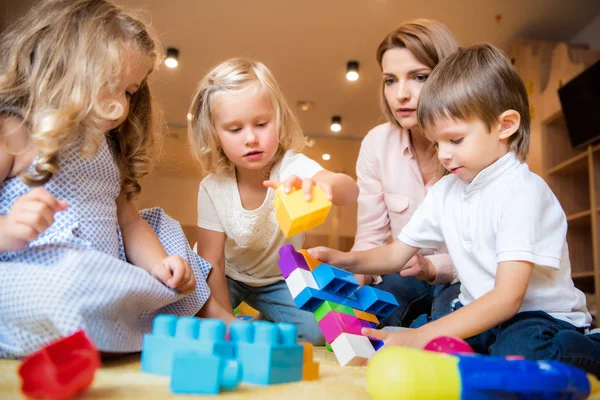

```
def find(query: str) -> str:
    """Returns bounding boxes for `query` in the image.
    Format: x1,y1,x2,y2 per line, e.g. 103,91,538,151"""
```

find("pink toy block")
278,244,310,279
317,311,364,344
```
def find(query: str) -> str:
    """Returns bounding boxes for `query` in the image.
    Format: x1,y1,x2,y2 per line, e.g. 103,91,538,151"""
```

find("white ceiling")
2,0,600,176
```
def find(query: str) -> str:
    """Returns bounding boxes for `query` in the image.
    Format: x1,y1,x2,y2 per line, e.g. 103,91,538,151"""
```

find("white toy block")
285,268,319,298
331,333,375,366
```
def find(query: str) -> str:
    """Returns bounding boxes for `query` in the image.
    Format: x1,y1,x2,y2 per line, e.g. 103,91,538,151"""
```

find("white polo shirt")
399,152,591,327
198,151,323,286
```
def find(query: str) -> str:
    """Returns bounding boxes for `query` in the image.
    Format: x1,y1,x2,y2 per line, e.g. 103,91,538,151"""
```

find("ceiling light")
165,47,180,68
330,115,342,133
346,61,359,81
322,154,331,161
297,100,315,111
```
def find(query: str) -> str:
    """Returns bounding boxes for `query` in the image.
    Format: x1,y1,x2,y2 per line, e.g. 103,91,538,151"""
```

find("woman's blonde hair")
376,19,459,128
0,0,163,199
188,58,308,175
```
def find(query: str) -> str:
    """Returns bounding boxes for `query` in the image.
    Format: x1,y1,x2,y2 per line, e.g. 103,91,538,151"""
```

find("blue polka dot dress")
0,136,211,358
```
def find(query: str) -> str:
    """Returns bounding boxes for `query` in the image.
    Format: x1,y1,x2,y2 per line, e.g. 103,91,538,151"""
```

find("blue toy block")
293,287,363,312
354,286,399,318
230,321,303,385
312,263,360,297
141,315,234,376
170,352,240,395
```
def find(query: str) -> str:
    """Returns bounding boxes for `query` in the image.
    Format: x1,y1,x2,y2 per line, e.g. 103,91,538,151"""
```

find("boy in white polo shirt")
309,43,600,376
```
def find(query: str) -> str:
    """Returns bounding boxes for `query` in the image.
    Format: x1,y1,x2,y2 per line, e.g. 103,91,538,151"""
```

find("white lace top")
197,151,323,286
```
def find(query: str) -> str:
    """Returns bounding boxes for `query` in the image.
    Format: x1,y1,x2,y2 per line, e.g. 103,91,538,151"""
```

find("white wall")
571,13,600,50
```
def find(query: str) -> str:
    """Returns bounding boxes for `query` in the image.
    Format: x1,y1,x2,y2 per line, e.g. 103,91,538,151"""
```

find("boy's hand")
264,175,333,201
362,327,425,349
400,253,436,281
151,255,197,294
0,187,68,252
307,246,358,272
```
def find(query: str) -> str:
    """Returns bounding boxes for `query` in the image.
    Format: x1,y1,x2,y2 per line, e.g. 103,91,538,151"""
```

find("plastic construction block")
141,315,234,376
318,311,364,344
312,263,360,297
298,249,322,270
354,285,399,318
331,333,376,367
293,287,363,312
229,321,303,385
19,330,100,400
170,352,240,395
314,300,355,322
273,186,332,238
278,244,310,279
299,342,320,381
285,267,319,298
352,309,380,326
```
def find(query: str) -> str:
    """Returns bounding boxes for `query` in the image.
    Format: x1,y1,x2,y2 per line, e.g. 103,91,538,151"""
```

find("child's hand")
151,255,197,294
0,187,68,252
264,175,333,201
362,327,424,349
308,246,357,272
400,253,436,281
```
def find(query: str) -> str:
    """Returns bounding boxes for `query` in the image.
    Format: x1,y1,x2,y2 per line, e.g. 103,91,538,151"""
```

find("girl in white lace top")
187,58,358,344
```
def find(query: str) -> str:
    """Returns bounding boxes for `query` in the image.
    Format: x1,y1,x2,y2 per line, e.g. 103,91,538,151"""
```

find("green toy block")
325,343,333,352
313,301,355,322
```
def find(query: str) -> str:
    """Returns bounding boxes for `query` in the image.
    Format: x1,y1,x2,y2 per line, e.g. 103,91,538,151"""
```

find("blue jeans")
227,277,325,345
450,302,600,377
374,273,460,328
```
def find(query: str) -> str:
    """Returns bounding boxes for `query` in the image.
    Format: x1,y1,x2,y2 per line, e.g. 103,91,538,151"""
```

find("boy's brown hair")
418,43,530,161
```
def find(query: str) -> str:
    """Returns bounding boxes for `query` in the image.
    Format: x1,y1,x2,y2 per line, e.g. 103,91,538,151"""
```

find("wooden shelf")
546,152,588,176
572,271,595,279
567,210,592,227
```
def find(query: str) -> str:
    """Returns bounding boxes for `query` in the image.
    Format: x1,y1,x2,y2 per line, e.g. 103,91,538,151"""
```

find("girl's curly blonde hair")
188,58,309,175
0,0,163,199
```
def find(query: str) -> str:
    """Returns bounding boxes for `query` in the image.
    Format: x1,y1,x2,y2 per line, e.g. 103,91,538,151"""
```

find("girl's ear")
497,109,521,140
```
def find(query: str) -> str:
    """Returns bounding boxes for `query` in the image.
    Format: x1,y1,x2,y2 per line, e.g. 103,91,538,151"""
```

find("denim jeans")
227,277,325,345
374,273,461,328
450,302,600,378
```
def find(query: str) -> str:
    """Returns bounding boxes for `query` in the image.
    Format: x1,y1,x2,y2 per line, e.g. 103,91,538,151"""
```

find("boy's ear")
497,110,521,140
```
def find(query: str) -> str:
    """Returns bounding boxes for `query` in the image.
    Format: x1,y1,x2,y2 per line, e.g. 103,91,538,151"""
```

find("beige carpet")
0,347,370,400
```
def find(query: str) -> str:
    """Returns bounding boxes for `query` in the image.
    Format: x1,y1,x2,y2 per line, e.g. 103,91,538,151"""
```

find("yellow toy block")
298,249,322,270
299,341,320,380
352,309,379,326
273,186,332,238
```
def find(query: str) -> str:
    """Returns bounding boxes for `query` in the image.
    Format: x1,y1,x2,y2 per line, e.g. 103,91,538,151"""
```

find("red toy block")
317,311,364,344
19,330,101,400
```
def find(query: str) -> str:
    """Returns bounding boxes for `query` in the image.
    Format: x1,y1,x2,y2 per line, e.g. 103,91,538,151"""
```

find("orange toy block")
298,249,322,270
273,186,332,238
352,309,379,326
299,342,320,381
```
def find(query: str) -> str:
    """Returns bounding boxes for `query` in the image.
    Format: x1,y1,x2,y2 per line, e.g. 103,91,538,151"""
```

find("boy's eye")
125,91,133,99
450,138,463,144
432,142,439,148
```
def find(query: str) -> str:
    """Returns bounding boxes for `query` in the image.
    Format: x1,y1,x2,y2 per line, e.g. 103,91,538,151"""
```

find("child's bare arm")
308,239,420,275
365,260,534,347
196,227,235,316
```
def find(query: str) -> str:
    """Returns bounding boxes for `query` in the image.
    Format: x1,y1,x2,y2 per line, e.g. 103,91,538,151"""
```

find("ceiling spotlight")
322,153,331,161
330,115,342,133
346,61,359,81
297,100,315,111
165,47,180,68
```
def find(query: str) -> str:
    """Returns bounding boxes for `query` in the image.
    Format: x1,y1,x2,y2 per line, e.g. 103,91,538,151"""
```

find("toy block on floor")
352,309,380,326
298,249,321,270
331,333,376,366
278,244,310,278
314,300,355,322
299,342,320,380
141,315,234,376
354,285,399,318
273,186,332,238
312,263,360,297
318,311,364,344
285,267,319,298
18,331,100,400
229,321,303,385
170,352,240,395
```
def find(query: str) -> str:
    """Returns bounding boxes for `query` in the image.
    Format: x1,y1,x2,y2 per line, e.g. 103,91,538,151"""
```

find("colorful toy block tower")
278,244,398,366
